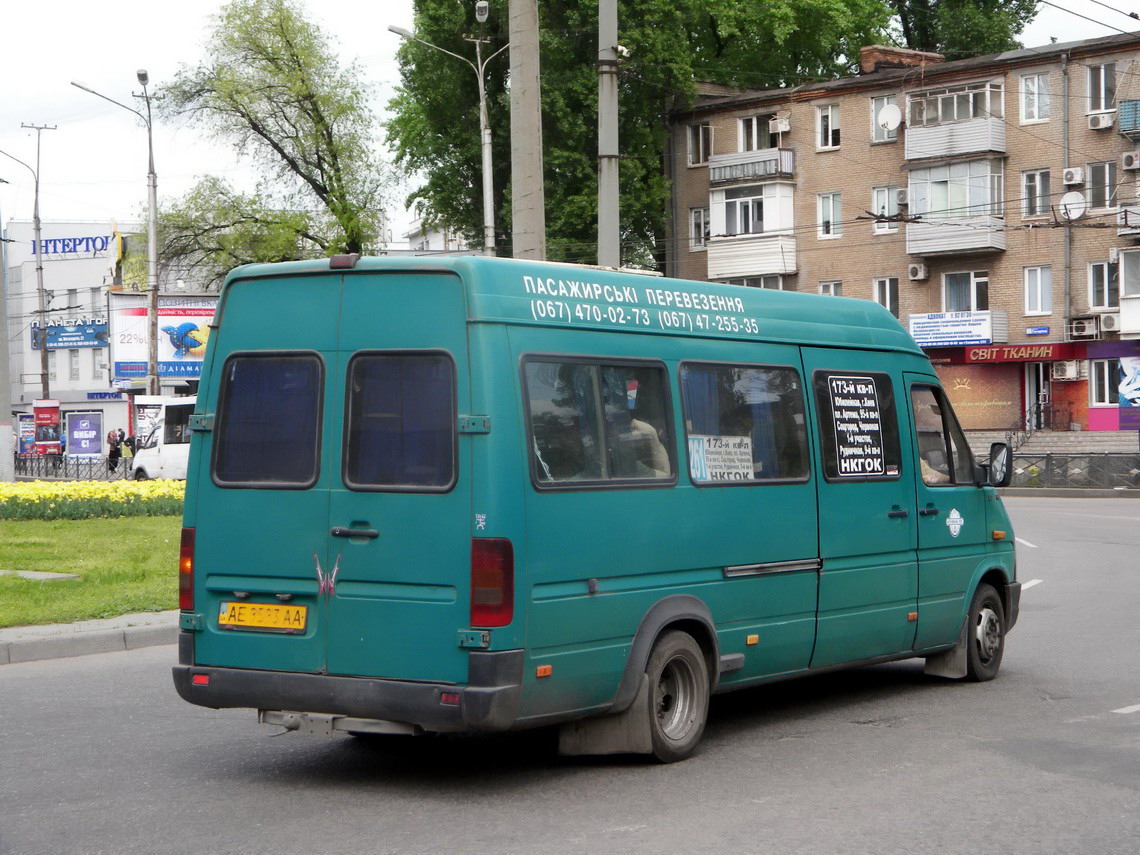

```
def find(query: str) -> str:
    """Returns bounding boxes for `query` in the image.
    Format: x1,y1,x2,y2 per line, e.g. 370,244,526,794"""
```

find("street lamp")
389,24,506,255
72,72,160,395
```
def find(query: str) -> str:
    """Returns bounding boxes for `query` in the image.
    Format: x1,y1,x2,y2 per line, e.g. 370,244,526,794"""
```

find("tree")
387,0,891,268
159,0,389,288
888,0,1038,58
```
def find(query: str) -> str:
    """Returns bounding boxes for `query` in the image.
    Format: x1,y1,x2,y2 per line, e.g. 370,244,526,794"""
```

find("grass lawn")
0,516,182,627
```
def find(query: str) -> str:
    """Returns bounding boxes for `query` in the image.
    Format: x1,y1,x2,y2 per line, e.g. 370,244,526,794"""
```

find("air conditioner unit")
1100,312,1122,333
1052,360,1080,381
1123,151,1140,171
895,188,909,207
907,262,929,281
1088,113,1115,130
1071,318,1099,338
1062,167,1085,185
768,117,790,135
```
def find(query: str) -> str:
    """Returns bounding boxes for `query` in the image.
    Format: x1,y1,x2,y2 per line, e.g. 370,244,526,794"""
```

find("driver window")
911,385,974,485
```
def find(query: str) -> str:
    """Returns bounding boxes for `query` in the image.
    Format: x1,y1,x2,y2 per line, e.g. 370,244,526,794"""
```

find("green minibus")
173,254,1019,762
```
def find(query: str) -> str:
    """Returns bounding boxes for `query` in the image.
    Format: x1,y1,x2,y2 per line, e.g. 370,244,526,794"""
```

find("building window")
688,122,711,165
817,104,840,149
726,275,785,290
908,81,1003,127
1022,169,1051,217
871,95,898,142
818,192,842,238
68,349,81,382
1091,359,1124,406
89,287,102,315
1087,161,1117,209
739,114,773,152
1088,62,1116,112
944,271,989,312
47,351,57,382
819,281,843,296
1089,261,1119,309
690,207,710,249
873,276,899,318
1020,73,1050,122
910,159,1003,219
872,186,899,233
724,186,765,236
1024,266,1052,315
93,347,108,380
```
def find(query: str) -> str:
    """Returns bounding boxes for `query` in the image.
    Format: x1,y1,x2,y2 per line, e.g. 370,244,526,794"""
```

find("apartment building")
666,33,1140,433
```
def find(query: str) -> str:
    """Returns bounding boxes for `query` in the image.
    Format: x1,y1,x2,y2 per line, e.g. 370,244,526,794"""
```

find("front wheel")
966,583,1006,682
134,469,149,480
645,630,709,763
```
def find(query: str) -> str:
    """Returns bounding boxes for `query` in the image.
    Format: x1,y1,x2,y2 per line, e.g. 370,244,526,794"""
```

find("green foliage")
387,0,891,268
888,0,1037,57
159,0,390,285
0,517,181,627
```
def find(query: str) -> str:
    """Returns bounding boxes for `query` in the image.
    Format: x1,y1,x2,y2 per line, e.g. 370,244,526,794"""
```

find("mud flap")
558,673,653,756
923,618,969,679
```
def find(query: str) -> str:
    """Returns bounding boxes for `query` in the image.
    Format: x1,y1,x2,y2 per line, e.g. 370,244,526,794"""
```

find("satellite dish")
877,103,902,131
1060,191,1087,220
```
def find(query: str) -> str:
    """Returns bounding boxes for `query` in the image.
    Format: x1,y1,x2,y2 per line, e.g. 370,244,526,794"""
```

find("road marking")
1022,579,1043,591
1015,537,1037,548
1112,703,1140,715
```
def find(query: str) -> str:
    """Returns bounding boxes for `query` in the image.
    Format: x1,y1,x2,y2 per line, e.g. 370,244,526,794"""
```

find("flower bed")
0,480,185,520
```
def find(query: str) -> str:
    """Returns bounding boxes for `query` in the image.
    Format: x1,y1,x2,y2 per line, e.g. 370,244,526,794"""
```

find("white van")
131,396,195,480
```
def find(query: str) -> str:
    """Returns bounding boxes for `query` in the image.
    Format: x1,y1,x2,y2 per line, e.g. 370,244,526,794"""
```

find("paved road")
1,498,1137,855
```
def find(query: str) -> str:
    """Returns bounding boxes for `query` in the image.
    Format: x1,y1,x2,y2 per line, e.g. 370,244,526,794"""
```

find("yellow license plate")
218,601,307,633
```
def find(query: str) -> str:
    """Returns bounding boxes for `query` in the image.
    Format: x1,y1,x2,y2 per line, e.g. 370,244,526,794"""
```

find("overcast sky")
0,0,1134,249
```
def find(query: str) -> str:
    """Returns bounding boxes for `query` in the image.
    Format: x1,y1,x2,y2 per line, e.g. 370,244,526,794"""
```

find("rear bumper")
172,636,523,733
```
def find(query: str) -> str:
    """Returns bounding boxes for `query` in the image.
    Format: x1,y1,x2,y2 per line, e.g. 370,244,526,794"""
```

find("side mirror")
986,442,1012,488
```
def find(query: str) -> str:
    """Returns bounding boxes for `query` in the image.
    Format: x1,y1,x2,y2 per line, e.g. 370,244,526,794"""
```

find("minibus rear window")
525,359,674,487
213,353,323,488
344,352,456,491
680,363,810,484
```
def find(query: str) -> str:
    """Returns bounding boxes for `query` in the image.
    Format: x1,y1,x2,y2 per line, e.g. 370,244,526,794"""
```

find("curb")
0,611,178,666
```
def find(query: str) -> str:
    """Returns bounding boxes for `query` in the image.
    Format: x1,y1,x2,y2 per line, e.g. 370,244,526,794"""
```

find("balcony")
706,233,797,280
708,149,794,186
1120,100,1140,140
906,216,1005,256
904,117,1005,161
1118,205,1140,237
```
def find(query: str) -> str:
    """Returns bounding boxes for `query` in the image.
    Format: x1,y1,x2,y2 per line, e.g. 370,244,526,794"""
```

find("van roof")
223,255,923,355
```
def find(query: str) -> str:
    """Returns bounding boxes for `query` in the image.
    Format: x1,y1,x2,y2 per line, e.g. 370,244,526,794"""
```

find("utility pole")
0,178,14,480
597,0,620,268
508,0,546,259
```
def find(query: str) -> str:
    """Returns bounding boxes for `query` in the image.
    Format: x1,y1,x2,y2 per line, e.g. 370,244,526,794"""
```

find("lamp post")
389,24,506,255
0,143,50,399
72,71,160,395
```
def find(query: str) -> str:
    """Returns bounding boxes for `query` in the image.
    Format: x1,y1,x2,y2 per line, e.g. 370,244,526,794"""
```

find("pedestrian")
107,428,122,472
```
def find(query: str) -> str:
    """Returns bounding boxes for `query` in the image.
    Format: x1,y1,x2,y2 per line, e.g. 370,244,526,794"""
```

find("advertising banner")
30,317,110,350
909,312,997,347
33,399,62,455
65,411,104,458
17,414,36,454
1120,356,1140,430
109,293,216,380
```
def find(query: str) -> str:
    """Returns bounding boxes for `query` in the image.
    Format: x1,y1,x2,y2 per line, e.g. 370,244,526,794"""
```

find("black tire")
965,583,1005,682
645,630,709,762
134,469,149,480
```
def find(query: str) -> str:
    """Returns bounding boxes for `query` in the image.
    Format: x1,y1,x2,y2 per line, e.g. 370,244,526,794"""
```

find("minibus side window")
213,353,322,488
524,359,674,486
680,363,809,484
344,352,456,491
813,371,902,481
911,385,976,485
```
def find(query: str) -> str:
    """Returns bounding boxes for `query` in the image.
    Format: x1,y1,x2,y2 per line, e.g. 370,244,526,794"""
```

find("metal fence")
13,454,133,481
1011,453,1140,489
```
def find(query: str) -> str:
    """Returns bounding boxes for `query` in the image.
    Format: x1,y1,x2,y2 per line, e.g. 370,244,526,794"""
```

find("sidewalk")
0,610,178,665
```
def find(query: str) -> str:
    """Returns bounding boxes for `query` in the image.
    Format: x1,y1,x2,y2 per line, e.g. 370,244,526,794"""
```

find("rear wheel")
645,630,709,762
965,583,1005,682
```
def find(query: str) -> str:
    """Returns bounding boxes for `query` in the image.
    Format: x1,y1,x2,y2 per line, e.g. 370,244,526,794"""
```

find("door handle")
887,508,909,519
919,507,940,517
331,527,379,539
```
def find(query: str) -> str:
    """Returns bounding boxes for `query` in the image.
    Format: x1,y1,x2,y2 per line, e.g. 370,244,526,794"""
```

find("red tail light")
471,538,513,627
179,527,195,611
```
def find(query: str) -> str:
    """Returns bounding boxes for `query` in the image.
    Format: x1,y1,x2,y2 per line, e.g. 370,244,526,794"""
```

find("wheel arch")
610,595,719,715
